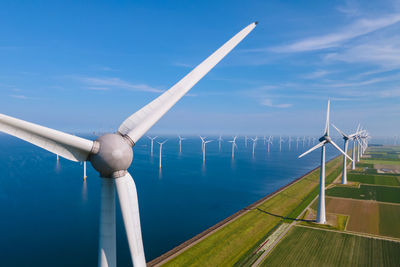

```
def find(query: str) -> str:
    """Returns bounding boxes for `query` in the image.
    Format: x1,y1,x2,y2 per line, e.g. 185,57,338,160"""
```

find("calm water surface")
0,134,342,266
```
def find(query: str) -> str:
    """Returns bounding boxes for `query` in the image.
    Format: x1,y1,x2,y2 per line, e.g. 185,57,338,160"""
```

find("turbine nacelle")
90,133,133,178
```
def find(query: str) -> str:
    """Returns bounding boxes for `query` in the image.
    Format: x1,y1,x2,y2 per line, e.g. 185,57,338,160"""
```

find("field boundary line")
326,196,400,206
296,224,400,243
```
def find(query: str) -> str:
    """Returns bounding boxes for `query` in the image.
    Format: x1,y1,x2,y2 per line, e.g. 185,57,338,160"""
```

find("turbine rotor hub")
89,133,133,178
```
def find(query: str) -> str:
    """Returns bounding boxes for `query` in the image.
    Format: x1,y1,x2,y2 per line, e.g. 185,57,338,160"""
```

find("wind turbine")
302,136,306,148
244,135,248,148
251,136,258,157
296,137,300,150
218,135,223,152
279,135,284,152
288,136,292,150
202,140,213,163
157,140,168,168
147,136,158,157
178,135,185,154
298,100,352,224
263,135,267,145
331,124,359,184
228,136,237,159
0,22,257,267
267,136,272,153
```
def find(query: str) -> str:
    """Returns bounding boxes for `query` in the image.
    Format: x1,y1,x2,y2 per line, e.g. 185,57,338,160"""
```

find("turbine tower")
288,136,292,150
251,136,258,157
228,136,237,159
298,100,352,224
202,140,213,163
279,135,284,152
0,22,257,267
218,135,223,152
157,140,168,168
331,124,359,184
267,136,272,153
84,161,87,180
244,135,248,148
178,135,185,154
296,137,300,150
147,136,158,157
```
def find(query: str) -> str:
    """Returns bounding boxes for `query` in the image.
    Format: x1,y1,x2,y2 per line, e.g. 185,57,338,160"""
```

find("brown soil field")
325,197,380,234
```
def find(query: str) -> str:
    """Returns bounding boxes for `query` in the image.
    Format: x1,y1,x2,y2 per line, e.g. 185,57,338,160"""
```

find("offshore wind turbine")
251,136,258,157
178,135,185,154
302,136,306,148
298,100,352,224
296,137,300,150
218,135,223,152
244,135,248,148
157,140,168,168
202,140,213,163
331,124,359,184
228,136,237,159
267,136,272,153
0,22,257,267
279,135,284,152
288,136,292,150
147,136,158,157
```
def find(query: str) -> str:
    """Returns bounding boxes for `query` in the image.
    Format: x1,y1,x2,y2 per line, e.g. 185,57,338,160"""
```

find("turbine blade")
298,141,325,158
0,113,94,162
330,140,353,162
331,123,347,138
324,100,330,136
117,23,257,144
115,172,146,267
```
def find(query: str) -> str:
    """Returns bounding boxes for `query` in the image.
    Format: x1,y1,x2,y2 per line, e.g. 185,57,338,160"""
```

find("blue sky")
1,0,399,137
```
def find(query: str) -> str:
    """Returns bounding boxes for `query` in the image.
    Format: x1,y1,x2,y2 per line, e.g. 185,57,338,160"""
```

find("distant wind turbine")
147,136,158,157
218,135,223,152
279,135,284,152
178,135,185,154
251,136,258,157
331,124,359,184
298,100,352,224
0,22,257,267
244,135,248,148
267,136,272,153
228,136,237,159
157,140,168,168
202,140,213,163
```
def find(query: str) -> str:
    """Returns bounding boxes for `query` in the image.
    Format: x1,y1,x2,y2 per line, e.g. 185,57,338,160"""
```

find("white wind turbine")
288,136,292,150
178,135,185,154
157,140,168,168
218,135,223,152
298,100,352,224
267,136,272,153
296,137,300,150
202,140,213,163
228,136,238,159
251,136,258,157
244,135,248,148
147,136,158,157
331,124,359,184
302,136,306,148
0,22,257,267
263,135,267,145
279,135,284,152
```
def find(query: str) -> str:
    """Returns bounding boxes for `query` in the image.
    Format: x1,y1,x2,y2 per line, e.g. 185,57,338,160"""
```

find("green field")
161,157,342,266
348,173,400,186
362,159,400,165
261,227,400,267
379,205,400,238
326,184,400,203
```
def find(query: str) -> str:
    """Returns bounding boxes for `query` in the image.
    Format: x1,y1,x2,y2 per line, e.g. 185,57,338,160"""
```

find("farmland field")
326,184,400,203
261,226,400,267
379,205,400,238
347,173,400,186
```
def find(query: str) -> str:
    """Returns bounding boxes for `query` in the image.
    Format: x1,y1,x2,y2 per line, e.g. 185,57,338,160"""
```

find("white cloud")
79,77,163,93
271,13,400,52
10,94,28,99
303,70,330,79
86,86,109,91
261,98,292,108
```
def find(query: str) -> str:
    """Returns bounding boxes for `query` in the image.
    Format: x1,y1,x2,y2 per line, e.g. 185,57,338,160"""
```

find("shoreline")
148,156,338,266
